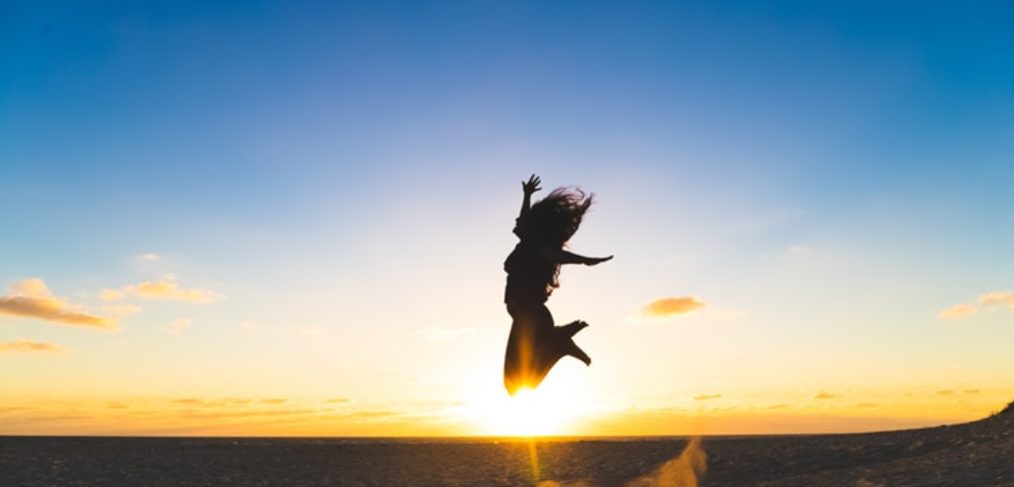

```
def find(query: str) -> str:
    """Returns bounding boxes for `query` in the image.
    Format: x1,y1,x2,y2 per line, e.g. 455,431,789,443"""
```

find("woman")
503,174,613,395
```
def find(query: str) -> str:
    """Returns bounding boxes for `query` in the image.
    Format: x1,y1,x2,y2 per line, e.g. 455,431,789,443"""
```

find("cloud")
936,390,954,395
138,253,161,262
102,305,141,319
0,278,115,329
165,318,192,335
258,398,289,405
693,394,722,401
102,275,221,303
940,290,1014,319
978,291,1014,307
938,304,978,319
0,339,64,353
641,296,706,318
813,391,839,400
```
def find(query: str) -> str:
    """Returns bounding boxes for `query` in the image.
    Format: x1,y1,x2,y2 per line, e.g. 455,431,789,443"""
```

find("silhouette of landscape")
2,401,1010,486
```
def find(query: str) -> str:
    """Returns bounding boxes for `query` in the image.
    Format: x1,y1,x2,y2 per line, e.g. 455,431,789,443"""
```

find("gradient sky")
2,1,1013,436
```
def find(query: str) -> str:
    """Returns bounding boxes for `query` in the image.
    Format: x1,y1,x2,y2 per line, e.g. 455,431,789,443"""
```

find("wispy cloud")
258,398,289,405
165,318,192,335
693,394,722,401
978,291,1014,307
138,253,161,262
0,278,115,329
0,339,64,353
938,304,978,319
102,305,141,319
640,296,706,318
940,290,1014,319
102,275,221,303
814,391,839,400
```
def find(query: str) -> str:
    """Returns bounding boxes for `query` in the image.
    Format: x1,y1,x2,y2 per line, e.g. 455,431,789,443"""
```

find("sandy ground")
1,405,1011,486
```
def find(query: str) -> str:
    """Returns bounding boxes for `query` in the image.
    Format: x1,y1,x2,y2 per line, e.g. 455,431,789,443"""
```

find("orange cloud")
814,391,839,400
693,394,722,401
938,304,978,320
978,291,1014,307
0,339,64,353
0,278,115,329
641,296,706,318
102,275,221,303
258,398,289,405
940,290,1014,320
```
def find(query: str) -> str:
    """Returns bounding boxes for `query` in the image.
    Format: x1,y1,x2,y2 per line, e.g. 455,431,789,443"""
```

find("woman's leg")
503,304,542,395
504,304,591,394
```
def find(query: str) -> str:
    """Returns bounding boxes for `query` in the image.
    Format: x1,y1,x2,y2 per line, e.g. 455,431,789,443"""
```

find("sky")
2,1,1013,436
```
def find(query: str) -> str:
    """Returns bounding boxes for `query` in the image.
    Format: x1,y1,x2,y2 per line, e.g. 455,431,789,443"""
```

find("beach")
2,405,1011,486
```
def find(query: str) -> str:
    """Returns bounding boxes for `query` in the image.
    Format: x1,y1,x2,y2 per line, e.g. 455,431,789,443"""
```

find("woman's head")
518,188,593,246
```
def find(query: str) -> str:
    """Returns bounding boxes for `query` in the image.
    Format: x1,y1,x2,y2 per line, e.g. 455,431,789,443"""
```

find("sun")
461,376,592,436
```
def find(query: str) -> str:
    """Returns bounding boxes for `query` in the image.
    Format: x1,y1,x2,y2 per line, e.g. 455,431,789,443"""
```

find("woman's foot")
559,320,589,337
565,339,592,366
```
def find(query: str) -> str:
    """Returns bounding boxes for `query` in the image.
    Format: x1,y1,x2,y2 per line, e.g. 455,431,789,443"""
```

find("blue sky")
2,1,1013,435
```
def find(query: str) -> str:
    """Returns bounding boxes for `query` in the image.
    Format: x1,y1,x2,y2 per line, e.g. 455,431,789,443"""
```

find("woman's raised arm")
518,174,541,219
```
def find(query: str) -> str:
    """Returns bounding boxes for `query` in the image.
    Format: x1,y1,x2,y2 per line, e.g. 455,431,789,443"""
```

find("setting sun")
463,383,593,437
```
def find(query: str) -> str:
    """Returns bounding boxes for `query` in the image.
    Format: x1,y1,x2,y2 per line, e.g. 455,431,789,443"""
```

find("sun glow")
462,378,594,437
478,387,570,436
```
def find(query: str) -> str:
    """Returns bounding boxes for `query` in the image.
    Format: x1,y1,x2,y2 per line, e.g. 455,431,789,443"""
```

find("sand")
1,405,1011,486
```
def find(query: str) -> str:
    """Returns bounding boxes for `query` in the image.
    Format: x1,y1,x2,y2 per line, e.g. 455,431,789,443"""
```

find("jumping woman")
503,174,613,395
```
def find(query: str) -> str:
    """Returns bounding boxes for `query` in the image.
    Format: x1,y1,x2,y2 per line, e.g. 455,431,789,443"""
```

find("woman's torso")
504,241,556,305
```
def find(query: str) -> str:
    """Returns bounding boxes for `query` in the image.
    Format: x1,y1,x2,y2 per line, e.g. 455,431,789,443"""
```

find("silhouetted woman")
503,174,612,395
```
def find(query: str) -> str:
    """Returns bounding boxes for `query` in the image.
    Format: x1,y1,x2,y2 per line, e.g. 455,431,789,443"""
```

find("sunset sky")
2,1,1013,436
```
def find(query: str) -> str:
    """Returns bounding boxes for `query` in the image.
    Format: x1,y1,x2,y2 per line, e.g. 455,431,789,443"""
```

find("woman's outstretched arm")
541,247,613,266
518,174,541,218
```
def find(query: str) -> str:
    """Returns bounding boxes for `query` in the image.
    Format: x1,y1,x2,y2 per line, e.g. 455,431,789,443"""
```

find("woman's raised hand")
522,174,542,195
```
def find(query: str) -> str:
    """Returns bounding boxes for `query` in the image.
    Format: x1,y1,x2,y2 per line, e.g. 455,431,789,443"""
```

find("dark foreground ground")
2,405,1012,486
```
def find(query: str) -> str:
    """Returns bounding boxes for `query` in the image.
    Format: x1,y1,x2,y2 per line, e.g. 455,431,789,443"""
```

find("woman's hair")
527,188,594,247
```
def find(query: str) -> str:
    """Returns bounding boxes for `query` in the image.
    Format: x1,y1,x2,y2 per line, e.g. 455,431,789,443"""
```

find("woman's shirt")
504,241,557,305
